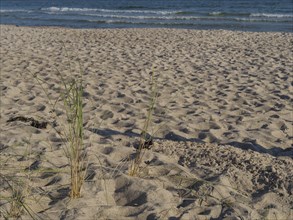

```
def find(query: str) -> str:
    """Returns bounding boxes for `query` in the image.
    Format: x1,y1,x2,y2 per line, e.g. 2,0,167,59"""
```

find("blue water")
1,0,292,32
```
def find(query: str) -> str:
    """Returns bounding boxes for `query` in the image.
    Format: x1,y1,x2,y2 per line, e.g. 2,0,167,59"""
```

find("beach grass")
30,49,86,199
61,77,85,199
0,176,36,219
0,140,43,220
129,70,158,176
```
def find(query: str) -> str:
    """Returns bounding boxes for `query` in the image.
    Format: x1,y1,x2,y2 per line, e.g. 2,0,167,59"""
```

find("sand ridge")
0,25,292,219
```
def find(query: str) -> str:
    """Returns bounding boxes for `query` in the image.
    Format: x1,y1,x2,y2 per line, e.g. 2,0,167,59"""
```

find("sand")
0,25,292,219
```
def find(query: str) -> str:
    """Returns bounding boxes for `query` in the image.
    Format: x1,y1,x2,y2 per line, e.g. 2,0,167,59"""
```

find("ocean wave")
91,19,187,26
84,14,201,20
175,11,195,15
39,11,293,23
84,14,257,22
13,16,292,26
89,19,214,27
209,11,222,16
41,7,181,15
236,17,292,22
117,6,165,10
84,14,289,22
250,13,293,18
0,9,32,13
41,7,97,12
16,16,103,24
209,11,250,16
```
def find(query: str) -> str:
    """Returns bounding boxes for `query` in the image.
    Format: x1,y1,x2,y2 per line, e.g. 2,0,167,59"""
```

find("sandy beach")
0,25,292,219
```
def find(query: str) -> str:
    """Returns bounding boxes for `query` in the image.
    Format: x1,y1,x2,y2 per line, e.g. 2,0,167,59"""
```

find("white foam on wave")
100,19,195,26
209,11,222,16
236,17,293,22
0,9,32,13
84,13,201,20
250,13,293,18
42,7,96,12
100,19,183,25
41,7,180,15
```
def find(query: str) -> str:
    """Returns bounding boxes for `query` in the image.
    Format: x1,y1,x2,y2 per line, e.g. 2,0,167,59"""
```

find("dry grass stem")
129,70,158,176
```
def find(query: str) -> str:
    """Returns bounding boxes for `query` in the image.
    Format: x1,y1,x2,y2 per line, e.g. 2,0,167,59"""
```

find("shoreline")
1,24,293,34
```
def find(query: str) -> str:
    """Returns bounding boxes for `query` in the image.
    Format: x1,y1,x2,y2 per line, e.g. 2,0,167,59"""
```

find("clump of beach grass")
62,77,85,198
129,70,158,176
49,75,85,199
30,45,86,199
0,139,44,220
0,176,34,219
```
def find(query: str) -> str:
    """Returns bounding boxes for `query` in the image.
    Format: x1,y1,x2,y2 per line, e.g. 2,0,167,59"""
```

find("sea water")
0,0,292,32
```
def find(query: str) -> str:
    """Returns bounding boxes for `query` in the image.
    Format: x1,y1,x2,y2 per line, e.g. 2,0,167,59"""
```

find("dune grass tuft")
129,70,158,176
0,140,43,220
0,177,33,219
62,78,85,198
31,47,86,199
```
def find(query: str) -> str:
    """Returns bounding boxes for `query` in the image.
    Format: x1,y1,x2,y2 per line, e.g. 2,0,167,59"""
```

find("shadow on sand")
88,128,292,157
